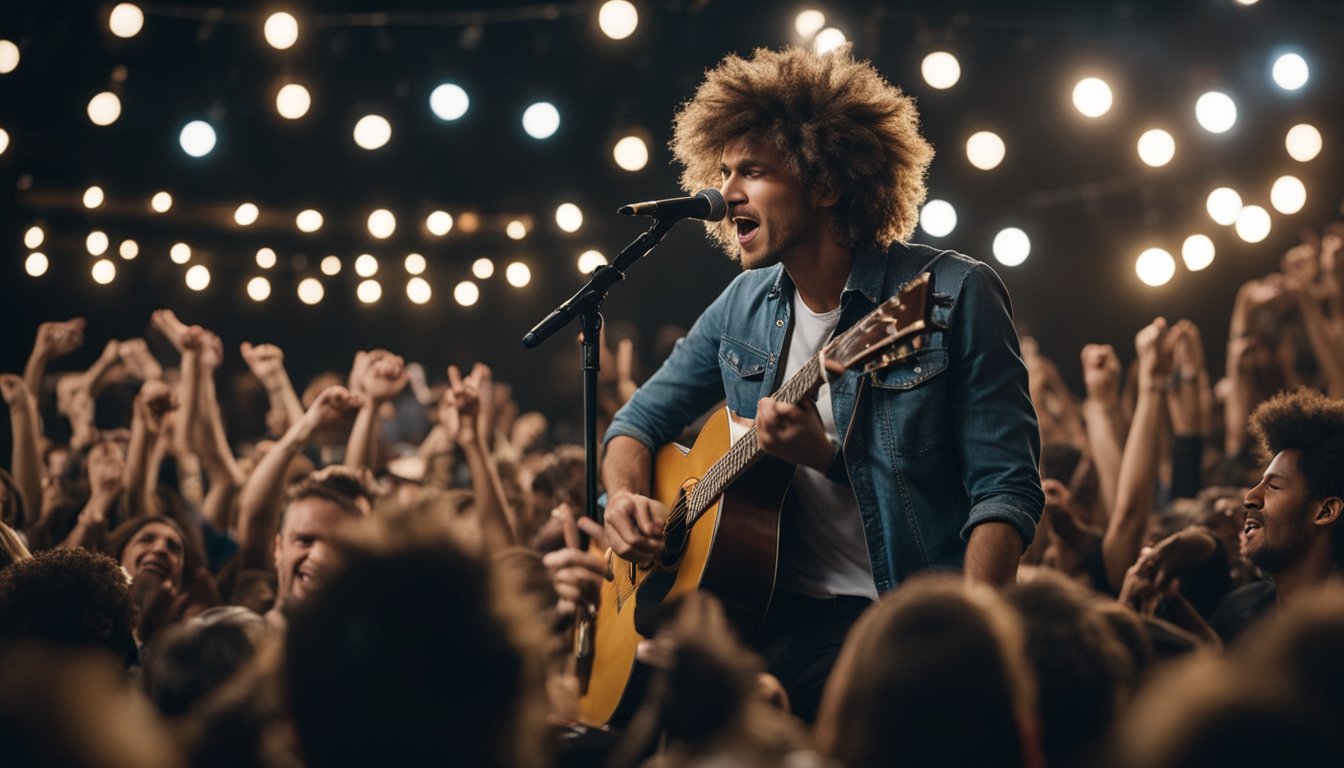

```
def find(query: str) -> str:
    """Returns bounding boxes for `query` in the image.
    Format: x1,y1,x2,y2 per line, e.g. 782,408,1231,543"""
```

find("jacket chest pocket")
719,335,769,415
869,348,950,457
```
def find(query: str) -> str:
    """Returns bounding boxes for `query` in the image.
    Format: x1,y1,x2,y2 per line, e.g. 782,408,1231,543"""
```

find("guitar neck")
687,354,823,513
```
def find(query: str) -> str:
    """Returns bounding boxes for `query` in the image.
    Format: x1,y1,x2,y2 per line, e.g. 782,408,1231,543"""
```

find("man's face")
1242,450,1317,573
121,522,185,586
274,497,349,611
718,138,816,269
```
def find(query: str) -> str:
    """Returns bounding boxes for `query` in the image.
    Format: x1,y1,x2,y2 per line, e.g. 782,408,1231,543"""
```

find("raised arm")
1166,321,1209,500
60,440,125,551
1079,343,1124,515
241,341,305,435
235,386,363,571
0,375,42,530
24,318,85,404
123,379,176,518
346,350,407,472
1102,317,1172,593
186,328,246,532
448,363,515,548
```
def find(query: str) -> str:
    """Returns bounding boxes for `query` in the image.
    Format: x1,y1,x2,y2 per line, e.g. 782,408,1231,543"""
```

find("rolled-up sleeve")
948,263,1044,545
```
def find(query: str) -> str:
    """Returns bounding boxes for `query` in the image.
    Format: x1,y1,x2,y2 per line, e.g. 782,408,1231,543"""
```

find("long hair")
671,45,934,254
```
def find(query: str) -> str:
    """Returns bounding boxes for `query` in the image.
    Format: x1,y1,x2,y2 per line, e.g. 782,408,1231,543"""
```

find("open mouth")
733,216,759,244
136,557,171,579
1243,517,1263,538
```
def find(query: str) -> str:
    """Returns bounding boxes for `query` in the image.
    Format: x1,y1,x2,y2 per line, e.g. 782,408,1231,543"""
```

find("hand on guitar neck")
748,396,834,474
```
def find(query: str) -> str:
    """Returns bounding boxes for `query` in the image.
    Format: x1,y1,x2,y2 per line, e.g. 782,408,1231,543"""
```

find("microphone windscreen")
696,188,727,222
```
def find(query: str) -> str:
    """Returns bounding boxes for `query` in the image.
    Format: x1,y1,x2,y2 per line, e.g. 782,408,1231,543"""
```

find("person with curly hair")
1209,389,1344,640
602,45,1042,720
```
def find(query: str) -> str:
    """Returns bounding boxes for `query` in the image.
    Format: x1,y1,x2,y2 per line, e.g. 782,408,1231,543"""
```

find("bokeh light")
297,277,324,305
264,12,299,50
170,242,191,264
296,209,323,232
234,202,259,226
795,10,826,38
276,84,311,119
1272,53,1309,91
367,209,396,239
406,277,432,304
24,226,44,249
179,121,217,157
966,131,1006,170
1270,175,1306,215
505,262,532,287
919,200,957,238
813,28,846,54
25,252,48,277
426,210,453,236
355,254,379,277
256,247,277,269
992,228,1030,267
598,1,639,40
91,259,116,285
185,264,211,291
83,185,105,209
1072,77,1113,118
151,191,173,213
472,258,495,279
1195,91,1237,134
1235,205,1271,243
109,4,144,38
353,115,391,150
247,276,272,302
523,102,560,139
430,83,469,121
1136,248,1176,286
1182,235,1215,271
1285,124,1322,162
577,250,608,274
86,230,109,256
613,135,649,171
357,279,383,304
1206,188,1243,226
556,203,584,233
404,253,427,275
506,220,528,240
87,92,122,126
0,41,19,75
921,51,960,90
454,280,480,307
1137,129,1175,167
320,255,341,275
119,239,139,260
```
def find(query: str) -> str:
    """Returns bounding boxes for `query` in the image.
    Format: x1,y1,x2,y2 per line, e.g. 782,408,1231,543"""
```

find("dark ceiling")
2,0,1341,434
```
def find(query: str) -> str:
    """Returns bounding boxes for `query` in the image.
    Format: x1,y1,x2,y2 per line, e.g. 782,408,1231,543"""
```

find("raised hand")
35,317,86,359
1080,344,1121,405
86,440,126,502
117,338,163,381
134,379,177,433
0,374,32,412
542,503,613,617
181,326,224,371
360,350,409,404
447,364,481,446
300,385,365,437
1134,316,1172,391
150,309,190,353
240,341,284,382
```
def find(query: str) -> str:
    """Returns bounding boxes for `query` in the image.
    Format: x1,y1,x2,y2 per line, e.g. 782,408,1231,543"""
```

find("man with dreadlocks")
601,46,1043,720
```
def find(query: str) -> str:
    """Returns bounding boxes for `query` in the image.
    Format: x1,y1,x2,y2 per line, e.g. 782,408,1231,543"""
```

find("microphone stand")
522,215,677,695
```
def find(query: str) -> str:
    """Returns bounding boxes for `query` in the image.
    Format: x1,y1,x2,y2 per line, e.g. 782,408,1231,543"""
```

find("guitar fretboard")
685,353,823,515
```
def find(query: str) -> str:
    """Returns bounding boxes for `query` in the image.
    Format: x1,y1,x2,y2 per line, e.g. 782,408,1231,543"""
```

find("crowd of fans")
2,220,1344,767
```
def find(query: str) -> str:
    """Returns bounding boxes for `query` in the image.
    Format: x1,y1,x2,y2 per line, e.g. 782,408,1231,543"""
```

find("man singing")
601,45,1043,720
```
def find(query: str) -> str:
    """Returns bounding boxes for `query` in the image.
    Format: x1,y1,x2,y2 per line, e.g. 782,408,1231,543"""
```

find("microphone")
618,188,727,222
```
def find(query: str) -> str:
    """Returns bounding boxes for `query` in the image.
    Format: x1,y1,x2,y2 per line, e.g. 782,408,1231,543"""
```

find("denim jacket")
604,242,1043,593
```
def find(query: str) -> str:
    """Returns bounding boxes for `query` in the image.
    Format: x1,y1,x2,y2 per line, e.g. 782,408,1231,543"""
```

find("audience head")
109,515,187,588
142,607,267,718
1243,389,1344,575
272,465,374,614
283,513,548,768
0,548,139,668
815,575,1036,768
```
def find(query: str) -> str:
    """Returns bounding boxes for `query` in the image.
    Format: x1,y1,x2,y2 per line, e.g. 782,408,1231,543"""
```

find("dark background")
2,0,1341,440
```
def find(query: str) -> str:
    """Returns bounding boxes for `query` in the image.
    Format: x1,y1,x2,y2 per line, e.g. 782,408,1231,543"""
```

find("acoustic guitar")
577,272,937,726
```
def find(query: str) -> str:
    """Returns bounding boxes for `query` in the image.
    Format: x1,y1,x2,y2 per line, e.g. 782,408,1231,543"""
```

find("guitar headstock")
822,273,934,375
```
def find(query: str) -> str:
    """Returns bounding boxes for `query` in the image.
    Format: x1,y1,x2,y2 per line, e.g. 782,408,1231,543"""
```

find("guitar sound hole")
661,516,688,568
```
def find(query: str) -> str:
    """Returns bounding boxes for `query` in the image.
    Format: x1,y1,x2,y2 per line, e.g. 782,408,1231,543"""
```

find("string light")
297,277,324,305
355,254,379,277
921,52,960,90
1136,248,1175,286
0,41,19,75
430,83,469,121
426,210,453,235
119,239,139,260
87,92,122,126
1195,92,1237,134
407,277,432,304
92,259,117,285
1206,188,1242,226
598,1,639,40
296,209,324,232
794,10,826,38
0,128,7,155
1072,77,1113,118
276,84,311,119
356,279,383,304
247,276,272,302
1270,175,1306,215
170,242,191,264
24,226,43,249
992,228,1030,267
454,281,480,307
26,252,48,277
1235,205,1271,243
577,250,607,274
185,264,211,291
109,4,145,38
1182,235,1215,271
83,185,105,209
919,200,957,237
523,102,560,139
505,262,531,287
1285,124,1322,162
86,231,109,256
151,191,173,213
505,220,528,240
1137,129,1176,167
1271,53,1309,91
404,253,427,275
613,135,649,171
367,209,396,239
966,131,1006,170
256,247,277,269
472,258,495,279
320,255,341,275
555,203,583,233
180,121,217,157
264,12,299,50
353,115,391,150
234,202,260,226
813,28,846,54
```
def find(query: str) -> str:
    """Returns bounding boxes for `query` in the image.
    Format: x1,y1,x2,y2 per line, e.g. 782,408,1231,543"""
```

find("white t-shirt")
728,291,878,600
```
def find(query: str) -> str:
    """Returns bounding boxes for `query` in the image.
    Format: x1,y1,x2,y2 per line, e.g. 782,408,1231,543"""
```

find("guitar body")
578,407,795,726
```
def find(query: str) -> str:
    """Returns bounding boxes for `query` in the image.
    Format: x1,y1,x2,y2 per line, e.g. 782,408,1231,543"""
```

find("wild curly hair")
671,45,934,254
1250,389,1344,502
